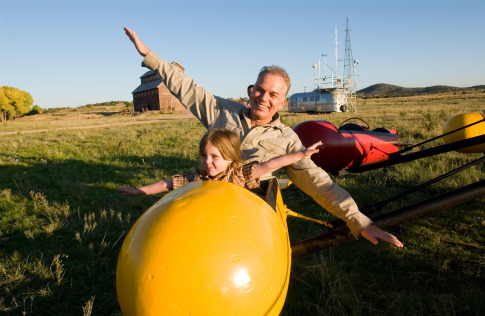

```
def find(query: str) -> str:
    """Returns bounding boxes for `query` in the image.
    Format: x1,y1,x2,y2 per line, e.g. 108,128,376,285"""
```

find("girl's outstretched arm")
252,141,322,179
119,180,173,196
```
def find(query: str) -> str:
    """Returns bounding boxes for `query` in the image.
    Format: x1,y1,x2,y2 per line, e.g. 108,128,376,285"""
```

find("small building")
288,88,349,114
131,62,185,112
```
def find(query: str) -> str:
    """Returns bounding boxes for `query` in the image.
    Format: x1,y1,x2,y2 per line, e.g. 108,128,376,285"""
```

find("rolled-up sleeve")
283,132,373,238
172,174,197,190
241,162,260,189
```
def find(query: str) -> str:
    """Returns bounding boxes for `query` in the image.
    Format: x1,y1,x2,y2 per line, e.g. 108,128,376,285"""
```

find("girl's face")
200,142,232,177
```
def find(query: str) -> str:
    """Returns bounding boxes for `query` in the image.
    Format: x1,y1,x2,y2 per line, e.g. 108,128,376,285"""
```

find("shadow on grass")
281,183,485,315
1,154,483,315
0,154,197,211
0,153,198,315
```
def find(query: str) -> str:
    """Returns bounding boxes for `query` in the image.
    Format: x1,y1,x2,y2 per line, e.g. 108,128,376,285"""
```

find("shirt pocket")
258,139,287,161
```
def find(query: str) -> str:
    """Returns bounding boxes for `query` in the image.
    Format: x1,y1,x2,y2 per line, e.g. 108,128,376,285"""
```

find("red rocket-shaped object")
293,119,399,173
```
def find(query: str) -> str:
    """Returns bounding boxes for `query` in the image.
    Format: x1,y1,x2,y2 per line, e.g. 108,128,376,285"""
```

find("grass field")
0,93,484,315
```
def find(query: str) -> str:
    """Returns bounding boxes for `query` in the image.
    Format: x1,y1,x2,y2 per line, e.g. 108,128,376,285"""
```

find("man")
124,27,403,248
245,85,254,107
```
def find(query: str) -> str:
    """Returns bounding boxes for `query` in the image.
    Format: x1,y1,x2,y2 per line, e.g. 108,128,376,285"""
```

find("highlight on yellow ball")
442,112,485,153
116,180,291,315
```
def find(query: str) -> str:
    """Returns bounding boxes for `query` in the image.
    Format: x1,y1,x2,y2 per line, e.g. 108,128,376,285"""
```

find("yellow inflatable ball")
116,181,291,315
442,112,485,153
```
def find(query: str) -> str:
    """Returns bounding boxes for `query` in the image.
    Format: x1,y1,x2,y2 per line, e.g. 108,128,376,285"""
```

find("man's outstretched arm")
361,224,403,247
124,27,150,57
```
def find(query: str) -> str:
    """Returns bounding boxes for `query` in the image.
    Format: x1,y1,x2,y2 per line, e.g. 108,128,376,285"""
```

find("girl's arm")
119,180,174,196
252,141,322,179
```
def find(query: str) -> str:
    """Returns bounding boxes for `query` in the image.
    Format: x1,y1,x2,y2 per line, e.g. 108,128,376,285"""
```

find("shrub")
25,105,43,116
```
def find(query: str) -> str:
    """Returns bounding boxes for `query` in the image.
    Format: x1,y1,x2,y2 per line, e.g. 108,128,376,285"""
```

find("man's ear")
279,98,287,110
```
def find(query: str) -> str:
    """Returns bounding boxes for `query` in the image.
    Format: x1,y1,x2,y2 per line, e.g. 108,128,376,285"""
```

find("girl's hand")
302,141,323,158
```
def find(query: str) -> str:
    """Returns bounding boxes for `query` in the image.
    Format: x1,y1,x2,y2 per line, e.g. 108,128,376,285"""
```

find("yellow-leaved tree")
0,86,34,122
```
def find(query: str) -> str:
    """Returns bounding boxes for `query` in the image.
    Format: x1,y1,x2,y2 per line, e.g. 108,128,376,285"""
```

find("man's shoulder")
215,96,247,112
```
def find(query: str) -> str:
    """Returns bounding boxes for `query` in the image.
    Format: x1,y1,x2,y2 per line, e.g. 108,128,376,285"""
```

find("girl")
119,128,321,196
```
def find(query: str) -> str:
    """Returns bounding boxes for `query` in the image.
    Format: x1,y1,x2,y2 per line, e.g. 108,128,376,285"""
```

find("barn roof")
140,70,156,78
131,78,163,94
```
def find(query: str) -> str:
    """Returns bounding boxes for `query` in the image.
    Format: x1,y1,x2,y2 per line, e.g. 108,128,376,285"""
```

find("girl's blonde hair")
199,128,243,169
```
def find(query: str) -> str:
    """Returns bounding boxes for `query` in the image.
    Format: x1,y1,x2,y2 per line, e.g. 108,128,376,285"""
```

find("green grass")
0,93,484,315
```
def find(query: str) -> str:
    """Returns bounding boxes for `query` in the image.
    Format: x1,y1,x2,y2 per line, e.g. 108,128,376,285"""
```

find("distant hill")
357,83,485,98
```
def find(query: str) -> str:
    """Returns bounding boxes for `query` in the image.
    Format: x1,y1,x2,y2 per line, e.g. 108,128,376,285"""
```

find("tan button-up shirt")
142,51,372,237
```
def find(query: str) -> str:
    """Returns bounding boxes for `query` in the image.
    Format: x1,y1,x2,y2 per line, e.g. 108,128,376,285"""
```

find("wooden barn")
132,62,185,112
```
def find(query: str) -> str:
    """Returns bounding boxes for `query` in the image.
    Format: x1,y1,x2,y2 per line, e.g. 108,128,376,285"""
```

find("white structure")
289,18,358,113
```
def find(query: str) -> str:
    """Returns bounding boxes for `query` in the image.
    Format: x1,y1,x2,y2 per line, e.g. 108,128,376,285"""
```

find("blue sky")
1,0,484,108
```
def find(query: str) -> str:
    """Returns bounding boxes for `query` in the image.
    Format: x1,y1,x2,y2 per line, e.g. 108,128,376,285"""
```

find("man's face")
249,73,288,125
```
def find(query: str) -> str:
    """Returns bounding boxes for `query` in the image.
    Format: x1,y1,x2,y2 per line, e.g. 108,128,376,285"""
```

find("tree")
0,88,15,122
0,86,34,122
25,105,43,116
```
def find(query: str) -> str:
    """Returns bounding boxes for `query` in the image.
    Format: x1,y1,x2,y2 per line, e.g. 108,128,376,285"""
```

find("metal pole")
345,134,485,174
359,155,485,215
291,179,485,258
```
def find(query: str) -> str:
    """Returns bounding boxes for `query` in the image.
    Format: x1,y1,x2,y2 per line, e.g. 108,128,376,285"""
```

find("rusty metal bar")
291,179,485,258
359,155,485,215
345,134,485,174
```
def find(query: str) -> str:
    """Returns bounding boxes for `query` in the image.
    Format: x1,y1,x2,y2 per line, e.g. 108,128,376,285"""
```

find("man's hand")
361,224,404,248
124,27,150,57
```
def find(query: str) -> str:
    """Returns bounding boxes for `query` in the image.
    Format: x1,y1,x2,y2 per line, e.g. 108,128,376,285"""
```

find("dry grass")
0,91,484,315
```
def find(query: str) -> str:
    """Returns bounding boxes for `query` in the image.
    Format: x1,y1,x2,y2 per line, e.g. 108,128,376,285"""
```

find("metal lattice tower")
343,17,357,112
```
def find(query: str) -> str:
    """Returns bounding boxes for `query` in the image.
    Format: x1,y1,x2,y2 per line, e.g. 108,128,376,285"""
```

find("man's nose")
260,91,270,101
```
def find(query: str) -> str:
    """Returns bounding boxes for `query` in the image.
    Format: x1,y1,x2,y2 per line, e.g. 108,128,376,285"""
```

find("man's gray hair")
258,65,291,96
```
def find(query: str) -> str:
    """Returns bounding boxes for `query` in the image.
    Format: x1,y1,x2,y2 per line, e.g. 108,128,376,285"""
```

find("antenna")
334,25,338,88
312,63,317,89
343,16,357,112
322,54,327,79
318,59,321,88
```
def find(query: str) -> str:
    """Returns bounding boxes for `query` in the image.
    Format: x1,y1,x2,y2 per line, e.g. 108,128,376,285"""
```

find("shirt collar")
243,108,285,130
